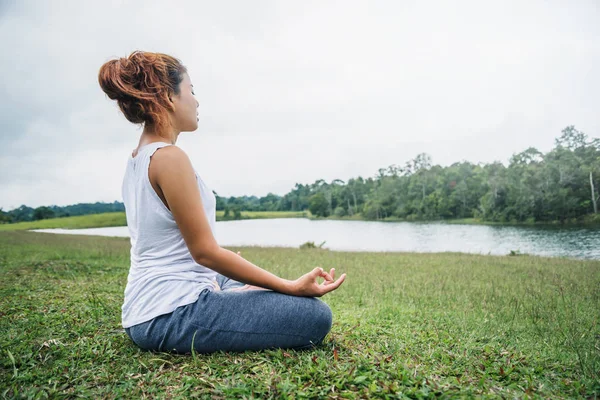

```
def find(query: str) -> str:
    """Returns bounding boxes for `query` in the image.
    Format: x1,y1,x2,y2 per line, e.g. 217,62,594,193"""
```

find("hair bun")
98,51,187,134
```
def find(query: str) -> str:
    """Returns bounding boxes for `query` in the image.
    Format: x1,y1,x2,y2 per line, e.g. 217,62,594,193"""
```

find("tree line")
2,126,598,225
221,126,600,224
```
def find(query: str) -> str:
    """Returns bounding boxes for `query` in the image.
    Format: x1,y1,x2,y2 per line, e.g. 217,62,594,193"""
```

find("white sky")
1,0,599,209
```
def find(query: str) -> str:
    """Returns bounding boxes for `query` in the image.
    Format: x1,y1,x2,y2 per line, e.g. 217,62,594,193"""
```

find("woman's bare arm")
149,145,346,297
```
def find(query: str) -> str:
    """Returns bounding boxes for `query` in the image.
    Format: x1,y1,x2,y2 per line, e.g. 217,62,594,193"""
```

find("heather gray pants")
124,274,333,354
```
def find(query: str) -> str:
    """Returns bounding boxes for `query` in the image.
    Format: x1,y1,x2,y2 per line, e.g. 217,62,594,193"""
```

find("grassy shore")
443,215,600,227
218,210,308,221
1,231,598,398
310,214,600,227
0,211,308,231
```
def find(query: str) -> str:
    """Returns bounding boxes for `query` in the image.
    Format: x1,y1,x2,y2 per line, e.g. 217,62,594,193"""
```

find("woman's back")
121,141,217,328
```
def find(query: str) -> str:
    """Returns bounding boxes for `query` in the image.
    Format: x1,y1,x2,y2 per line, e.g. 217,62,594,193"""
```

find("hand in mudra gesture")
217,252,346,296
289,266,346,297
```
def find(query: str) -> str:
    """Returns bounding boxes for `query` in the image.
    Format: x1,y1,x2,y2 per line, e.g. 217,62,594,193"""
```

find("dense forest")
2,126,598,225
218,126,599,223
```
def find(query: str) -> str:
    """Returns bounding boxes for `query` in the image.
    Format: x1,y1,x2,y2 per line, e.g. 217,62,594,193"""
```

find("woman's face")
171,73,199,132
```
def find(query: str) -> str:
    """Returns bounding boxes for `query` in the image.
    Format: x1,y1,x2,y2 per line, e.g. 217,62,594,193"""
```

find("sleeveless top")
121,141,217,328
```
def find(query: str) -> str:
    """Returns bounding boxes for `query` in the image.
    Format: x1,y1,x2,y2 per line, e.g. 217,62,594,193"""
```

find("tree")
33,206,55,221
589,170,599,214
0,208,12,224
346,177,366,215
510,147,543,165
334,206,346,217
555,125,587,150
308,193,330,217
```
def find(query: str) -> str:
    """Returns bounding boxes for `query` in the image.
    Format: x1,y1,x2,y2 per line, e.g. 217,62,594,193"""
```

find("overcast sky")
1,0,598,210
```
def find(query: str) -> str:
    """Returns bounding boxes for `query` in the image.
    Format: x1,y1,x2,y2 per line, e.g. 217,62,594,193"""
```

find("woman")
98,50,346,354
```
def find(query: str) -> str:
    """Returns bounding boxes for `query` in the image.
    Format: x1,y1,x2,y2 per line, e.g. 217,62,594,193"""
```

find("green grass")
0,212,128,231
0,211,308,231
1,231,599,398
218,210,308,221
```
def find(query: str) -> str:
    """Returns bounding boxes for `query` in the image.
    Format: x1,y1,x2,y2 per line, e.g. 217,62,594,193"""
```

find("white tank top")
121,141,217,328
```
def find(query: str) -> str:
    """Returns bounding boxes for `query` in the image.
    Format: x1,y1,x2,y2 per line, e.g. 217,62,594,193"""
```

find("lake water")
31,219,600,260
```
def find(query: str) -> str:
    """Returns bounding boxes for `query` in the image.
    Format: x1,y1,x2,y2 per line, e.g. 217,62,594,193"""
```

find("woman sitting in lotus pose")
98,50,346,354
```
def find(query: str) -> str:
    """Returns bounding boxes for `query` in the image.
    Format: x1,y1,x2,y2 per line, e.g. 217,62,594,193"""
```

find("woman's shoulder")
148,144,197,185
150,144,191,164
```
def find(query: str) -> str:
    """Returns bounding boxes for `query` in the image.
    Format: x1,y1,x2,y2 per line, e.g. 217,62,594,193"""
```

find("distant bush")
508,249,529,256
299,240,327,250
334,206,346,217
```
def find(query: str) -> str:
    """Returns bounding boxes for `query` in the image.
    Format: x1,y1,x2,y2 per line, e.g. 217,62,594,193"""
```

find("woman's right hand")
288,267,346,297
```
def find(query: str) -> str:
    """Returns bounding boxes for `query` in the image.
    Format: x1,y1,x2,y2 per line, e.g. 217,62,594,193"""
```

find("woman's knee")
310,299,333,342
289,299,332,350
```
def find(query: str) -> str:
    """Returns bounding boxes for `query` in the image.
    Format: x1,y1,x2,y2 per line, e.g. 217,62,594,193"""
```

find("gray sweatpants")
124,274,333,354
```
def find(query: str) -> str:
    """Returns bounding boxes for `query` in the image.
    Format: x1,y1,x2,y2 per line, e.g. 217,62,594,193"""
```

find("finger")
326,273,346,292
312,266,333,281
312,267,333,284
311,266,324,278
237,251,242,256
323,268,335,284
321,274,346,294
320,269,334,282
321,268,336,285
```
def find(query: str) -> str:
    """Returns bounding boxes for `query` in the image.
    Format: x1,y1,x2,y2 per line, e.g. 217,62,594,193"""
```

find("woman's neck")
140,125,179,145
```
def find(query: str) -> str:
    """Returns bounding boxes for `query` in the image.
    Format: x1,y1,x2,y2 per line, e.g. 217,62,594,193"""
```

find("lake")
31,218,600,260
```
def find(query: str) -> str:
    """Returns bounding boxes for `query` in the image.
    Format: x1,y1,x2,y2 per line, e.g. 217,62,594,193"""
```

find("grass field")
0,211,308,231
1,231,598,398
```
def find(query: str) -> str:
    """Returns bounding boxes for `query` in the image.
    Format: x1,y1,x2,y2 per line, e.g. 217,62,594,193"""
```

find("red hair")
98,51,187,137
